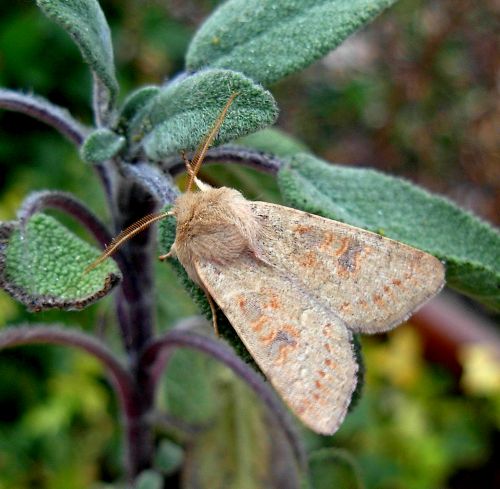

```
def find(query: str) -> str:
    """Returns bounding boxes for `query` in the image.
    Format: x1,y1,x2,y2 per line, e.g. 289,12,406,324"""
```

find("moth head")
83,92,239,274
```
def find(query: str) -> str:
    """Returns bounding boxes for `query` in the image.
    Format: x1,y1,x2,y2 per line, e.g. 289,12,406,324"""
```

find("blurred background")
0,0,498,487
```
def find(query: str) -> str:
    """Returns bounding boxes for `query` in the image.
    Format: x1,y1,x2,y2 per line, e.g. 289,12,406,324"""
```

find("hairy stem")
163,144,285,177
17,190,113,249
0,325,155,479
0,89,87,145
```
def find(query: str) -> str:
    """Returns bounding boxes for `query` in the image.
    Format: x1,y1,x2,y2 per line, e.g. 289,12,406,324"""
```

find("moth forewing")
194,256,359,435
177,195,445,434
250,202,445,334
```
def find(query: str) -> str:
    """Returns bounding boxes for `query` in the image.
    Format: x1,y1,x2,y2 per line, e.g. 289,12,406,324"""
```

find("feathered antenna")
84,210,172,273
84,92,239,273
186,91,239,191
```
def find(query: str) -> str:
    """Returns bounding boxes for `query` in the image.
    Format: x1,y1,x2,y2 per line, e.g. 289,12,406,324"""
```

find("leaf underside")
186,0,395,86
278,154,500,311
0,214,120,311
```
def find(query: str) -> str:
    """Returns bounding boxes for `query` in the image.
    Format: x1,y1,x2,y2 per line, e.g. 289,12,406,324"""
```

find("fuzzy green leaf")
117,86,160,133
182,369,300,489
306,448,363,489
186,0,395,86
135,470,163,489
154,440,184,475
0,214,120,311
278,154,500,310
132,69,278,160
157,208,255,364
36,0,118,104
80,128,125,163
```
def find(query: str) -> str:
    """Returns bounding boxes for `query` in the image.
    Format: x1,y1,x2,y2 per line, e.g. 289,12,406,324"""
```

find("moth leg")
158,244,176,261
204,292,219,336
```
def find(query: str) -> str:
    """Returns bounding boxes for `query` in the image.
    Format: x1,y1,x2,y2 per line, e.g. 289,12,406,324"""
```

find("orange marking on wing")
276,343,293,364
392,279,402,286
339,301,351,312
282,323,300,338
237,295,246,309
315,380,323,389
260,330,277,345
324,358,337,369
336,238,364,277
324,343,331,353
318,370,326,378
319,231,335,251
299,251,317,268
335,237,350,256
264,294,281,310
294,224,312,235
372,293,386,307
251,315,269,333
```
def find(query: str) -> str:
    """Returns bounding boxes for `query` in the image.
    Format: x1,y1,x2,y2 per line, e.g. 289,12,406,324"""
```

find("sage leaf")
36,0,118,105
80,128,125,163
278,154,500,310
0,214,120,311
182,368,300,489
133,69,278,160
135,470,163,489
186,0,395,85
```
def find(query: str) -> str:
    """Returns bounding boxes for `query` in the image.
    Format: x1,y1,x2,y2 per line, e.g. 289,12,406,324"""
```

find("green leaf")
278,154,500,310
237,127,310,157
117,85,160,133
182,368,300,489
135,470,163,489
154,439,184,475
36,0,118,104
186,0,395,86
80,128,125,163
307,448,363,489
157,208,255,365
0,214,120,311
132,69,278,160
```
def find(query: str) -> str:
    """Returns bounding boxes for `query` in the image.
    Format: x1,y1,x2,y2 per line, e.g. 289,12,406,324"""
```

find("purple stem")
139,328,307,470
0,325,151,480
0,89,87,146
17,190,113,249
0,325,135,409
163,145,285,177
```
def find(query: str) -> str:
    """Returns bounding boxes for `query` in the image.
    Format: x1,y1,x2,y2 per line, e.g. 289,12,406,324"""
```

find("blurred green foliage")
0,1,498,488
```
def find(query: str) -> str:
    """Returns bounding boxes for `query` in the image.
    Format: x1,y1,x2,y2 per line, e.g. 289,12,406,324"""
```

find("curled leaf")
0,214,121,311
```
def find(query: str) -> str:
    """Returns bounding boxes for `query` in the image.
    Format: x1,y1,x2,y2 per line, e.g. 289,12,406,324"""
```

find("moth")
89,94,445,434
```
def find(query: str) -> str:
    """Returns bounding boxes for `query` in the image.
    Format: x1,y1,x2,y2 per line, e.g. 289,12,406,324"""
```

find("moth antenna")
84,210,173,274
187,91,239,192
181,150,193,175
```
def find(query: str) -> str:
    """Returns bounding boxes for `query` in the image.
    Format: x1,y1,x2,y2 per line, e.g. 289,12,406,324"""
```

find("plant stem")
140,328,307,471
0,89,87,145
163,144,285,176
